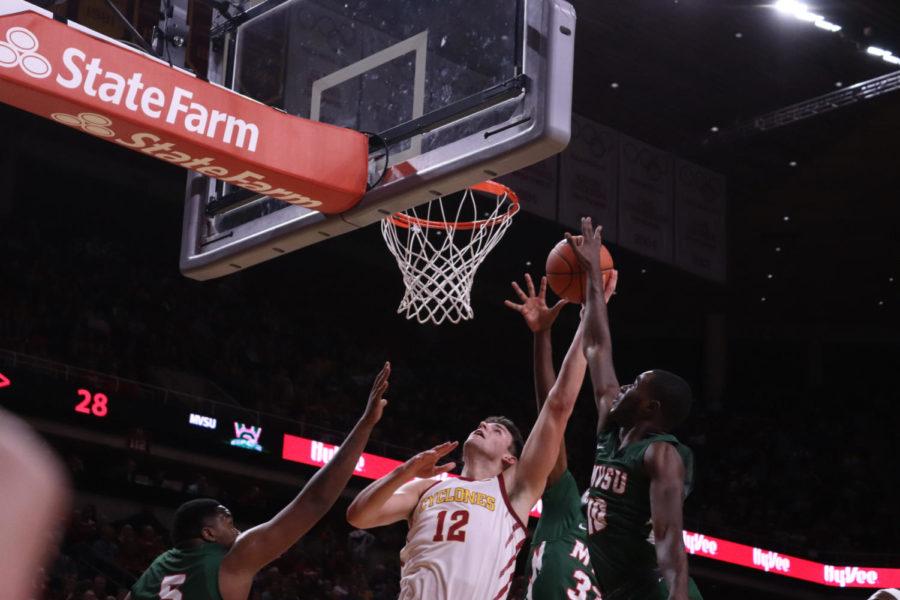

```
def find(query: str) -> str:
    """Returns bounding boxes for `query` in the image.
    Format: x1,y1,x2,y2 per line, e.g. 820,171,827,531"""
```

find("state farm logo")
752,548,791,573
0,25,260,152
0,27,51,79
51,112,115,137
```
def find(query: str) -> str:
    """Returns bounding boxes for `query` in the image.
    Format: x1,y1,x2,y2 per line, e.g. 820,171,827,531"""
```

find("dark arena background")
2,0,900,599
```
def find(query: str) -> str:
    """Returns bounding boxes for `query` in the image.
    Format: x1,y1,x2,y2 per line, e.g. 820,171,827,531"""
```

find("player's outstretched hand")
362,362,391,426
603,269,619,304
504,273,567,332
402,441,458,479
564,217,604,274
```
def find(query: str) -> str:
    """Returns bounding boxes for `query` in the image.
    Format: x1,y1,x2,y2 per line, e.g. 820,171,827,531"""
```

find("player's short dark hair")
645,370,693,429
484,415,524,458
172,498,221,545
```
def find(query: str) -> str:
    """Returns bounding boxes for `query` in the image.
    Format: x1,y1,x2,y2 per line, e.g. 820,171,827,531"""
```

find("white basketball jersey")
399,473,527,600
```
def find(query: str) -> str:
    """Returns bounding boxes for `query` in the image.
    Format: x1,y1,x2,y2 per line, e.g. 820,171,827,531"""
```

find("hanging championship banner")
617,134,674,263
559,115,618,241
674,159,727,282
0,1,368,213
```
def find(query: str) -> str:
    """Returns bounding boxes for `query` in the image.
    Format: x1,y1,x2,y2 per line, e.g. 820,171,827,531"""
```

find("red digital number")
75,389,109,417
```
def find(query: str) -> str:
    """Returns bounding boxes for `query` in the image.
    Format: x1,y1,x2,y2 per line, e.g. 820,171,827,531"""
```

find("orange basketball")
545,238,614,303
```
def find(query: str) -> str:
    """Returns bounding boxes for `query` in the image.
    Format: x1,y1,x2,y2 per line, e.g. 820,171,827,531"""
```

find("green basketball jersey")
130,543,226,600
527,470,602,600
584,428,702,600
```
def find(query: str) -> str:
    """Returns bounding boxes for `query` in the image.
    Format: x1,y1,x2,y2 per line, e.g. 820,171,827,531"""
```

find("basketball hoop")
381,181,520,325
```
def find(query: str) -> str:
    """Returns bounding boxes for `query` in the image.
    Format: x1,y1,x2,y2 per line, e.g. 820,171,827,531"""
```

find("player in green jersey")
505,271,616,600
567,218,702,600
127,362,392,600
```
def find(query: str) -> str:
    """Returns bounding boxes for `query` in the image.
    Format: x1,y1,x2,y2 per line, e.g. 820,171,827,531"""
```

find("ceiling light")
877,300,884,307
773,0,807,15
735,32,743,39
761,297,767,302
867,46,890,57
796,11,823,23
783,215,790,222
789,161,798,167
767,274,774,279
775,246,782,252
884,55,900,65
814,19,841,32
835,81,843,87
611,82,620,89
710,126,719,132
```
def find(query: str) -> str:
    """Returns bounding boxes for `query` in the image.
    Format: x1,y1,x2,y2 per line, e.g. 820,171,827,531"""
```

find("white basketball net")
381,184,518,325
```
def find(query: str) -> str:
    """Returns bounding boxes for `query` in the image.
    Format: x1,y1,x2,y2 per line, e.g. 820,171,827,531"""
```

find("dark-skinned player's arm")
219,362,392,579
507,315,588,523
504,273,570,486
346,441,458,529
565,217,621,434
646,442,690,600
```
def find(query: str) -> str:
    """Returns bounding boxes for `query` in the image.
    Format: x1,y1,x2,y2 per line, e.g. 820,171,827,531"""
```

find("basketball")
545,238,614,303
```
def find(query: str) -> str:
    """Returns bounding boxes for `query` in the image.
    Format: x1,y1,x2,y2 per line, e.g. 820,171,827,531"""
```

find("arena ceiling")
567,0,900,337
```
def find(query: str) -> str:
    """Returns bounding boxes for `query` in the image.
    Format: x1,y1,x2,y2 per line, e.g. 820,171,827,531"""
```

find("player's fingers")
607,269,619,292
510,281,528,302
503,299,525,313
374,362,390,386
593,224,603,240
549,298,568,316
434,441,459,457
581,217,593,237
524,273,536,297
434,462,456,474
538,276,548,300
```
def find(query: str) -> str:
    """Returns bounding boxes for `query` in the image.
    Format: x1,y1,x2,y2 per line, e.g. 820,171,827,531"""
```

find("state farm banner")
674,159,727,282
498,156,559,221
618,134,674,263
0,2,368,213
559,115,618,242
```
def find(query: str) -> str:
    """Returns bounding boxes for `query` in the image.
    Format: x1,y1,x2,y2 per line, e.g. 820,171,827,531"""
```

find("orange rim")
387,181,520,230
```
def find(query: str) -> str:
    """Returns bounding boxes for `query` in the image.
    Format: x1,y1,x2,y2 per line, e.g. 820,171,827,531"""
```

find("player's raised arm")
566,217,621,434
347,441,458,529
505,273,572,486
220,362,392,579
646,442,690,600
506,313,587,521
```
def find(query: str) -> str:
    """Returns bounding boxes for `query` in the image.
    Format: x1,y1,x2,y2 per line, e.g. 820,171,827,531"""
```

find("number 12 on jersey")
432,509,469,542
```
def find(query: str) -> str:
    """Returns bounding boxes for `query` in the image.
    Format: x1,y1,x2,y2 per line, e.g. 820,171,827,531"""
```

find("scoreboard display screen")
0,362,306,468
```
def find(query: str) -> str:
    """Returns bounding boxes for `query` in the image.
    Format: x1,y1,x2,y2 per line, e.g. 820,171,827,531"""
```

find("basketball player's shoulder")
411,476,445,493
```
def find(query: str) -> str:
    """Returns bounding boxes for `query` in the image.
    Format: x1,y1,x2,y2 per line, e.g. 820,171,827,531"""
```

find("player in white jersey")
347,310,589,600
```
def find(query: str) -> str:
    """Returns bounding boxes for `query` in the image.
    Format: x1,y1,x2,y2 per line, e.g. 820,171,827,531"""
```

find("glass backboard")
180,0,575,280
